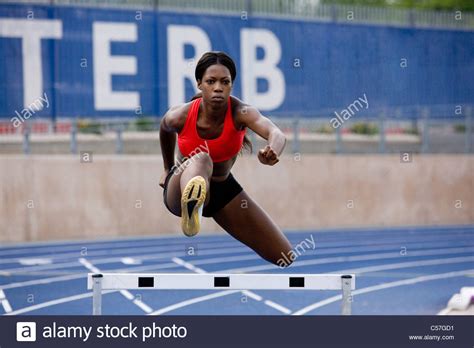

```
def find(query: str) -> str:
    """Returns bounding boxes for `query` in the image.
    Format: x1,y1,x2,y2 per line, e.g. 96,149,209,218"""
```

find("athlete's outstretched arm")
159,114,177,172
240,106,286,165
159,109,184,187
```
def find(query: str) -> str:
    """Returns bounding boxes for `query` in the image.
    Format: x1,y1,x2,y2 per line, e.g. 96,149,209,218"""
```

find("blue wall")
0,3,473,119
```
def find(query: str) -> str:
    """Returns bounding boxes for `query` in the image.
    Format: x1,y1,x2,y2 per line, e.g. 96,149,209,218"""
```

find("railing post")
116,125,123,154
330,4,337,22
70,119,77,154
292,116,300,154
408,9,415,27
22,122,30,155
379,109,386,154
421,107,430,153
336,124,342,154
465,106,472,154
246,0,252,17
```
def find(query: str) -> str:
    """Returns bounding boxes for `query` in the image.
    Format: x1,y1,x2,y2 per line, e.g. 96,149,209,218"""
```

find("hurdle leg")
92,274,103,315
341,275,353,315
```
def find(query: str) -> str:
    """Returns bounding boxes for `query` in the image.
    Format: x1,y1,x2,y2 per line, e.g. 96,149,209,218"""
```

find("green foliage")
320,0,474,11
350,122,379,135
454,124,466,133
392,0,474,11
135,117,156,132
77,119,102,134
316,124,336,134
321,0,386,5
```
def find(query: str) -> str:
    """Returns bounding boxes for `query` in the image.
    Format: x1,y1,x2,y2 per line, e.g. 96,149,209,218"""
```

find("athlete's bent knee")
191,151,212,162
190,152,212,168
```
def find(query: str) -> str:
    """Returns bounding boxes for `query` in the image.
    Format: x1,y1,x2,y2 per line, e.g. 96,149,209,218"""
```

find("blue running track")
0,225,473,315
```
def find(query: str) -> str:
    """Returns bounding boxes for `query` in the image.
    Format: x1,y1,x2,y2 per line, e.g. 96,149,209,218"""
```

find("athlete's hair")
195,51,237,82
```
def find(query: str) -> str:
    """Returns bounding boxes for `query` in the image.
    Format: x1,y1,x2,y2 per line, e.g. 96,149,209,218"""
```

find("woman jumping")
159,51,293,267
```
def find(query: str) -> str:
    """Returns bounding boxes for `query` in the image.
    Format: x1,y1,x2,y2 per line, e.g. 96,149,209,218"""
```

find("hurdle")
88,273,355,315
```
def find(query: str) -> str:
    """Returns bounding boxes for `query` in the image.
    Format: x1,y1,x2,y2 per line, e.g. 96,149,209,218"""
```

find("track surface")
0,225,473,315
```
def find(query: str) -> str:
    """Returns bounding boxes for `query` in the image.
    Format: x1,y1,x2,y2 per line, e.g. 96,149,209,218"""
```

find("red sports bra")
177,97,246,163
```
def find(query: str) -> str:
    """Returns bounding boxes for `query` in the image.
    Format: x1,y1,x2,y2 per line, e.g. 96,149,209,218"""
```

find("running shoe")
181,176,206,236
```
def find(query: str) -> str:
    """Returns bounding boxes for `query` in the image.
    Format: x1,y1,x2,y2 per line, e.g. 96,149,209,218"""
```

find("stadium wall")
1,155,472,243
0,3,473,120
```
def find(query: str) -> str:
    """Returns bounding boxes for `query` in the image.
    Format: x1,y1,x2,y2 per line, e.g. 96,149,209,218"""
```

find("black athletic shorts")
163,165,243,218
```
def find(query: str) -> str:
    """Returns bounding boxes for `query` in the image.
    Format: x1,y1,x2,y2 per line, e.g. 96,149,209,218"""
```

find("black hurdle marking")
289,277,305,288
138,277,154,288
214,277,230,287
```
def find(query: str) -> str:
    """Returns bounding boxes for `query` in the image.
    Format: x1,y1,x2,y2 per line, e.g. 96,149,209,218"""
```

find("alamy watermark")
173,141,210,176
277,234,316,268
330,93,369,129
11,92,50,128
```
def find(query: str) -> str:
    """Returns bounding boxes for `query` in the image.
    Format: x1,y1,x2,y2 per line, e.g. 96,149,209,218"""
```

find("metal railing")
3,0,474,30
8,112,473,155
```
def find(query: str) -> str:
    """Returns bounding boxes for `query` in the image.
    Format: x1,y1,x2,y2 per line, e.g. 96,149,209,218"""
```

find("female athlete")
159,51,293,267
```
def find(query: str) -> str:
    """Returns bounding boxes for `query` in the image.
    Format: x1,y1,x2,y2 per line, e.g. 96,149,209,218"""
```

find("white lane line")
18,258,52,266
0,261,183,291
242,290,262,301
2,300,13,313
0,240,242,265
190,255,259,265
169,257,291,314
5,239,473,275
5,255,472,316
6,290,116,315
0,289,12,313
190,241,474,267
121,257,142,265
292,269,474,315
133,298,153,314
1,232,469,264
1,246,251,274
219,246,474,273
149,290,240,315
0,237,466,276
78,258,100,273
1,226,468,256
263,300,292,315
7,254,470,314
120,290,134,300
336,256,474,275
79,258,153,314
0,237,240,258
0,239,251,262
1,274,87,290
171,257,206,274
2,248,472,295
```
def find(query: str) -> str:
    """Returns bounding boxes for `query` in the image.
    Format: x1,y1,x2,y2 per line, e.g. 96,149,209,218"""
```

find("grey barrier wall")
1,154,472,243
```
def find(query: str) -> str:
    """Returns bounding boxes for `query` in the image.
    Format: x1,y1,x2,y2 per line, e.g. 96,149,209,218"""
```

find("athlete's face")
197,64,233,105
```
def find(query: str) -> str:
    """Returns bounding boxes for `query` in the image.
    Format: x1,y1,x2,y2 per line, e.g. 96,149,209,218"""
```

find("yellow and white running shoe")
181,176,207,237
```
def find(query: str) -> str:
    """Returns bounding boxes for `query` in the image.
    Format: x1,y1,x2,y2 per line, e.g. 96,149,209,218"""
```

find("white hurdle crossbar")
88,273,355,315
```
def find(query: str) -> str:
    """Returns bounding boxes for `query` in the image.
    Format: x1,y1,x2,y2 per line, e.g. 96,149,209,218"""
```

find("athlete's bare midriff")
176,152,237,182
